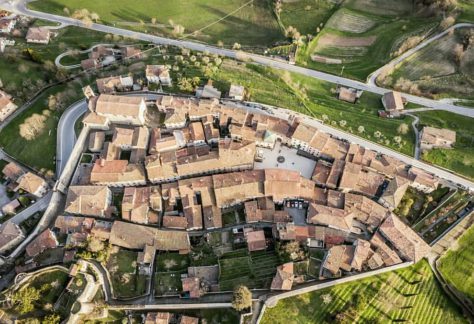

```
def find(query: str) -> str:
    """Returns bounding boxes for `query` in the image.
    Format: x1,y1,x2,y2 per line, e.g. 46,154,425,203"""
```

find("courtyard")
254,141,316,179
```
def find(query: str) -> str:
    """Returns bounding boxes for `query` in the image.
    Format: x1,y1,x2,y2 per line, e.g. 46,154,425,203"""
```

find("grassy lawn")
28,269,69,306
0,82,83,174
107,248,147,298
438,225,474,303
415,110,474,180
29,0,284,48
296,1,440,81
262,260,467,324
154,271,185,296
156,252,190,271
387,28,474,100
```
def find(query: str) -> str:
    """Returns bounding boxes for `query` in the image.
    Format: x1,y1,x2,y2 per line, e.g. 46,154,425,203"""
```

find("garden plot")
313,33,376,61
326,8,376,33
317,34,376,47
106,248,147,298
345,0,413,16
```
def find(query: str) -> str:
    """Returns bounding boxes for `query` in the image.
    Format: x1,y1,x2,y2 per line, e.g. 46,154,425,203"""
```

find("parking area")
254,141,316,179
285,206,307,225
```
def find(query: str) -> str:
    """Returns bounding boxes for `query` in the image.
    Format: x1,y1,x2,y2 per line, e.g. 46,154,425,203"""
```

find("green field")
0,83,83,174
279,0,338,35
296,0,439,80
438,225,474,303
262,260,467,324
387,28,474,100
29,0,284,48
415,110,474,180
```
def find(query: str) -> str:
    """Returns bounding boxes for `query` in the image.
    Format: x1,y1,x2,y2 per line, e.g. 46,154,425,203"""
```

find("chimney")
100,158,105,167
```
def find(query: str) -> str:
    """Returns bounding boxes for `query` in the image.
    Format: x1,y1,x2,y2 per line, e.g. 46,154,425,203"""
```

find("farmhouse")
381,91,404,117
420,126,456,151
337,86,361,104
26,27,51,44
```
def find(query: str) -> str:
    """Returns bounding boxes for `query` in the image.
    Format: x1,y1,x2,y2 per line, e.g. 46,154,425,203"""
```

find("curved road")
54,43,114,69
2,0,474,119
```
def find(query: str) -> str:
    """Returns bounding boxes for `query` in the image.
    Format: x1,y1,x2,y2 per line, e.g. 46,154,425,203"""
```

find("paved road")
54,43,114,69
404,113,420,159
56,99,87,175
368,23,474,86
3,0,474,119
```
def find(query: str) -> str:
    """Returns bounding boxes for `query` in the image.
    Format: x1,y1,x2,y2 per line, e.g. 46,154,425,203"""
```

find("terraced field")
345,0,414,16
326,8,376,33
297,1,439,80
261,260,467,324
438,226,474,303
388,28,474,100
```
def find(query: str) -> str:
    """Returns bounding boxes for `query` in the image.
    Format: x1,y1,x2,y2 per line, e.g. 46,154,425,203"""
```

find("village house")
244,229,267,252
145,312,171,324
181,276,202,298
25,27,51,44
109,221,191,253
179,316,199,324
420,126,456,151
0,90,18,122
0,221,25,254
2,161,24,182
89,159,147,187
2,199,20,215
122,186,162,224
88,131,106,152
228,84,245,101
0,18,16,33
146,65,172,86
408,167,439,193
81,58,100,70
25,229,59,258
64,186,113,217
15,172,48,198
137,244,155,275
90,94,147,125
0,37,15,53
196,80,221,99
120,46,142,59
96,75,134,94
271,262,295,290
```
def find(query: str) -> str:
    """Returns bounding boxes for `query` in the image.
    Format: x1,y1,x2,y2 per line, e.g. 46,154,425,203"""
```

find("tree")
357,126,365,133
440,16,455,30
232,285,252,311
452,43,465,67
397,123,409,135
277,241,305,261
339,120,347,127
374,131,382,138
10,286,41,314
321,293,333,305
42,314,60,324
